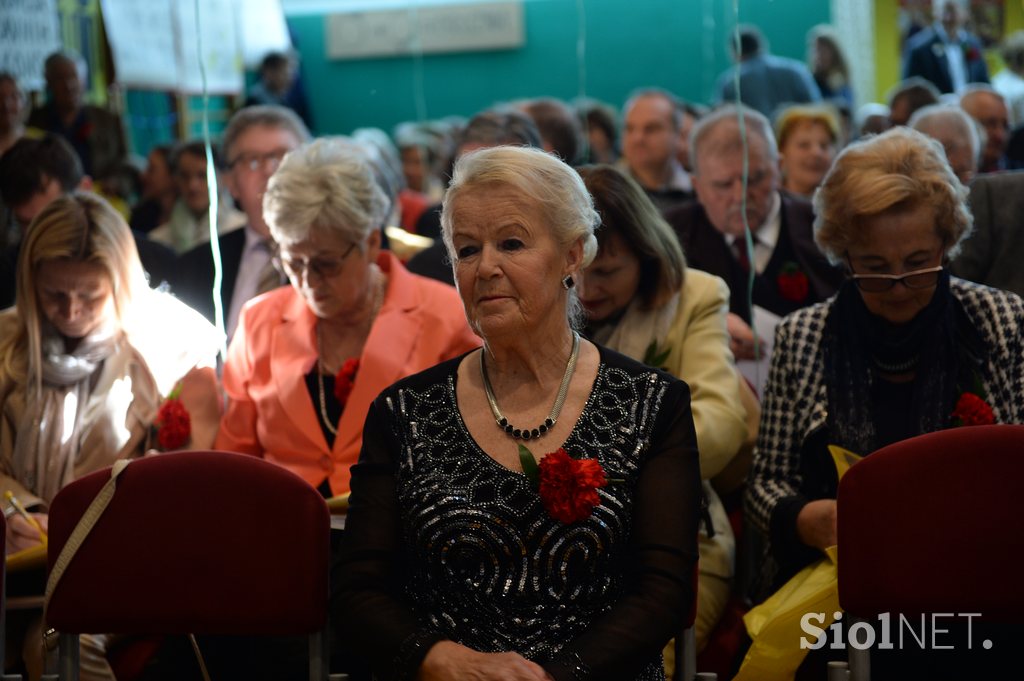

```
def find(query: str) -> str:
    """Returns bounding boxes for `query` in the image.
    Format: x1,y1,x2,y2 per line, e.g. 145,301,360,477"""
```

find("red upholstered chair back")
45,451,330,635
837,425,1024,621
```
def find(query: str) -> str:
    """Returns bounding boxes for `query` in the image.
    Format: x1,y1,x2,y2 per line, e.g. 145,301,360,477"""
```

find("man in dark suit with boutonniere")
904,0,989,95
663,105,842,361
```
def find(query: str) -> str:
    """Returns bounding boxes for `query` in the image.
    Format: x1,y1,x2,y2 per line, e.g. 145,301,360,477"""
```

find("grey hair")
440,146,600,331
221,105,311,164
689,103,778,176
909,104,981,164
262,138,390,247
622,88,684,130
335,133,403,225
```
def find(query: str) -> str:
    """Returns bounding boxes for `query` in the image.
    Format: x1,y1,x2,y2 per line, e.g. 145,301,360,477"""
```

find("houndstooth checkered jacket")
745,277,1024,537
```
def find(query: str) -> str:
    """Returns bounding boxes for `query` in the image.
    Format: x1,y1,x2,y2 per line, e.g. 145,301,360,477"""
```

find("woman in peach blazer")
216,139,479,495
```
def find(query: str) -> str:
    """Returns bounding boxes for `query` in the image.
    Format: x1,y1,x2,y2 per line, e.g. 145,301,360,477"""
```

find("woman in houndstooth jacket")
745,127,1024,599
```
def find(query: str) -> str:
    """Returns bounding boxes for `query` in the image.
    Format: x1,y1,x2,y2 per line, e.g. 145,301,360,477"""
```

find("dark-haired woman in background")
577,165,755,666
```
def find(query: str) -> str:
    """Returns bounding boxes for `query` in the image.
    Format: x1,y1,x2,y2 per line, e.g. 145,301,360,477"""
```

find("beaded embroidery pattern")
385,364,669,680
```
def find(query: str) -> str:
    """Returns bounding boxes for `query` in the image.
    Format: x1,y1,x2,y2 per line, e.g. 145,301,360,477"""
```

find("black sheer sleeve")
544,378,702,681
331,397,447,680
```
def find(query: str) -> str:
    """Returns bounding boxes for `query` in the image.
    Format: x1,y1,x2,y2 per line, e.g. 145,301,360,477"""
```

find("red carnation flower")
155,398,191,450
77,121,95,143
537,448,608,523
777,261,809,303
951,392,994,427
334,357,360,406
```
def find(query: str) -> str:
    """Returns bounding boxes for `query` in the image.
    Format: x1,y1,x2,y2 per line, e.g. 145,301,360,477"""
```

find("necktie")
256,239,282,296
735,242,751,272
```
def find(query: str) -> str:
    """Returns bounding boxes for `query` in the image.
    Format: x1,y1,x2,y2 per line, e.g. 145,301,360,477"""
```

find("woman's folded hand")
418,640,553,681
796,499,837,550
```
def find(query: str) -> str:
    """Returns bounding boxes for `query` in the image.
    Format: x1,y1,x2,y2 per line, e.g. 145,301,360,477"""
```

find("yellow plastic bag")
732,446,861,680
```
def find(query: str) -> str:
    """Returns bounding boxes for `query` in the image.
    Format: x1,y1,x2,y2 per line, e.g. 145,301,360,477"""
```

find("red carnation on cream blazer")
216,251,481,494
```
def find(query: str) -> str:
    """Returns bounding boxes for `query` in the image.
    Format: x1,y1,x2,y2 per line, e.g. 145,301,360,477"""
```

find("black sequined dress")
333,347,701,681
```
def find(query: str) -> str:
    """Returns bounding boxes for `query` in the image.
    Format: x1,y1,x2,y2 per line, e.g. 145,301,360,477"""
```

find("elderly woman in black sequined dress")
333,146,702,681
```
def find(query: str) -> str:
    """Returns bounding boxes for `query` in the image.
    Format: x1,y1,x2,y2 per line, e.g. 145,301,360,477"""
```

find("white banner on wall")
235,0,293,70
174,0,243,94
0,0,62,91
100,0,179,89
101,0,254,94
325,1,523,61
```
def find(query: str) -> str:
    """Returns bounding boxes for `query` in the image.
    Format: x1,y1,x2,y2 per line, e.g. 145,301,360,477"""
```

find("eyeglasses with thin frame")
844,252,945,293
227,149,289,173
274,242,358,280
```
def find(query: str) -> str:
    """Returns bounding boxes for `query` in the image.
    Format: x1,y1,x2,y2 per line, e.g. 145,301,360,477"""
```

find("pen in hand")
4,491,47,546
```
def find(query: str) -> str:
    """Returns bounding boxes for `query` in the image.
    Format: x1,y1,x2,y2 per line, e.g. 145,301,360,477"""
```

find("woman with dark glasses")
216,138,479,498
746,126,1024,603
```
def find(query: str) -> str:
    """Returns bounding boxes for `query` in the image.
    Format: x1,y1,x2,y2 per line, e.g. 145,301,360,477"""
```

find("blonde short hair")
775,105,840,150
440,146,600,327
0,192,148,391
813,127,972,264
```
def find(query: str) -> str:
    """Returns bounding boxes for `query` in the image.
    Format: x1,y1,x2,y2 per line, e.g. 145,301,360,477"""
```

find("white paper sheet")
736,305,782,397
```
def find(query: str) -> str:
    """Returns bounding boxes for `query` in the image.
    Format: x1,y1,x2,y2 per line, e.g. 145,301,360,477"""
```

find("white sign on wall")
175,0,243,94
325,1,523,61
100,0,179,90
100,0,248,94
0,0,62,91
235,0,293,70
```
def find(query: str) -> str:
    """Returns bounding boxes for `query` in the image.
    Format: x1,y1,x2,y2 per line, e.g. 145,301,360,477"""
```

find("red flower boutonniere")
333,357,360,407
963,44,981,62
76,121,95,143
951,374,994,427
153,383,191,450
777,261,809,303
518,445,622,523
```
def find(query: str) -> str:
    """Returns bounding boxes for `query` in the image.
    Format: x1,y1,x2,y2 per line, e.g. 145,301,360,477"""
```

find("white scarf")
11,321,119,504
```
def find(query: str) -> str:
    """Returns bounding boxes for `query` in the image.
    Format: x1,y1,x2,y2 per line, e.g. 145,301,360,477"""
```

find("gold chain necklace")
316,268,386,436
480,331,580,440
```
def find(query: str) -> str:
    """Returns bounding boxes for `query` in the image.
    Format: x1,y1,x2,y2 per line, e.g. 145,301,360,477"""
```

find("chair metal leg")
673,626,696,681
310,624,330,681
847,616,870,681
58,634,78,681
827,660,850,680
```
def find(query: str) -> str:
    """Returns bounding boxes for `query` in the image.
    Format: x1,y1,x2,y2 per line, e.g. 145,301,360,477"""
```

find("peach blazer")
216,251,480,494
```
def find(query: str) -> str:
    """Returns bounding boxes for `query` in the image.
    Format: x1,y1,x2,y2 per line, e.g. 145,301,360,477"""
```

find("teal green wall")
288,0,831,136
